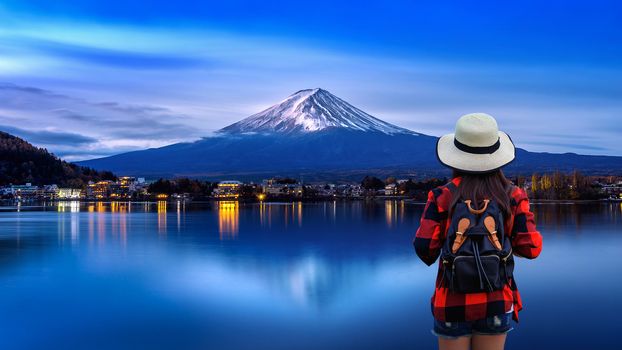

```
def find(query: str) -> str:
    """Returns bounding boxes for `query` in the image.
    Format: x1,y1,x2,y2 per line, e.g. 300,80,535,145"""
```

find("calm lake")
0,200,620,349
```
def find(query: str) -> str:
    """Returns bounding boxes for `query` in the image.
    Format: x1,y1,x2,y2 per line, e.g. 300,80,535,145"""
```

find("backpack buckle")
484,215,503,250
451,217,471,253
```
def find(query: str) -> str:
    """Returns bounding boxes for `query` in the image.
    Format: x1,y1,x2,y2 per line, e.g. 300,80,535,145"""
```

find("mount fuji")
220,88,416,135
78,89,622,180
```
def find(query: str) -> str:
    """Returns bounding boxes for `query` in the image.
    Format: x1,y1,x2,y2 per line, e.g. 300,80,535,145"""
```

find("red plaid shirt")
413,177,542,322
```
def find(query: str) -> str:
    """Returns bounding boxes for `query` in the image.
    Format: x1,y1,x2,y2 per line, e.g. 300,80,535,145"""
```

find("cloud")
523,141,608,152
0,82,66,99
2,35,208,70
0,124,97,146
0,83,205,160
55,109,198,139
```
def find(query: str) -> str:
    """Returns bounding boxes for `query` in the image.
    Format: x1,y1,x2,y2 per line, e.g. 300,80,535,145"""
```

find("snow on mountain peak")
219,88,417,135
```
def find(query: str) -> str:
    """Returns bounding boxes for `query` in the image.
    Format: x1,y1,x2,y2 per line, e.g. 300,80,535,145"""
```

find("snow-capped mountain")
219,88,417,135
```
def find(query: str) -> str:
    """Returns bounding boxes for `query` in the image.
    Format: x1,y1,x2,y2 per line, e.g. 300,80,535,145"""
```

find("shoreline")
0,196,413,205
532,199,620,204
1,197,619,208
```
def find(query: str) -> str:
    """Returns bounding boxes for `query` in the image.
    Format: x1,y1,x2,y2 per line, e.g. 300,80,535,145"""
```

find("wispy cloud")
0,124,97,146
0,83,204,160
523,141,609,152
3,36,207,70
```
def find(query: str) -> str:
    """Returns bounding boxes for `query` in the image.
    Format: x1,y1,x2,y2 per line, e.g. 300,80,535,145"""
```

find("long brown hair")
450,169,513,219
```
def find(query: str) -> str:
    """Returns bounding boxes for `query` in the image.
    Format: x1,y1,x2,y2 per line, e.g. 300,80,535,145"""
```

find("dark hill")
0,131,116,186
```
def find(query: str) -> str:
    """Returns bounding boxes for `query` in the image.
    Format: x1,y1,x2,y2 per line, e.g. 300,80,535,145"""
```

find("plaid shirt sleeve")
510,187,543,259
414,188,449,266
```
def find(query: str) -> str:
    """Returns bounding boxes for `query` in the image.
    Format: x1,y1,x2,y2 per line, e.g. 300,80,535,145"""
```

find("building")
262,178,303,197
384,183,398,195
213,180,243,199
57,188,82,199
602,183,622,199
3,183,39,199
87,180,114,199
118,176,136,191
42,184,59,200
106,176,138,199
350,185,364,197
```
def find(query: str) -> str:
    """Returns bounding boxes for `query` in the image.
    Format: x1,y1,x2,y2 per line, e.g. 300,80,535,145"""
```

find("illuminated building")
42,184,59,199
384,183,397,195
350,185,363,197
3,183,39,199
57,188,83,199
109,176,136,199
213,180,242,199
262,178,303,197
83,177,149,200
118,176,135,187
603,183,622,200
87,180,113,199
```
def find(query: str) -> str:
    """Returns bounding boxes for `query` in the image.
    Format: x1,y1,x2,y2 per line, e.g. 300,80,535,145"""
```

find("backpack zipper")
502,248,513,284
451,260,455,290
454,255,500,263
441,259,449,287
502,248,513,262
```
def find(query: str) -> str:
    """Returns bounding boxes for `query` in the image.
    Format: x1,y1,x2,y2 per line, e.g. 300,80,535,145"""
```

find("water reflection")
176,200,185,233
157,200,167,235
57,201,80,213
385,200,400,228
1,201,622,350
257,202,307,230
531,202,622,233
57,201,80,245
218,201,239,239
110,201,130,213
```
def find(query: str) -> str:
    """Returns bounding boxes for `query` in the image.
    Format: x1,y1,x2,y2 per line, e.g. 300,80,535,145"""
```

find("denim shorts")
432,312,514,339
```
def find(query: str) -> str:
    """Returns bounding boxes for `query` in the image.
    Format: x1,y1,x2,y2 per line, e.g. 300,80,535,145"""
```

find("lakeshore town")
1,173,622,202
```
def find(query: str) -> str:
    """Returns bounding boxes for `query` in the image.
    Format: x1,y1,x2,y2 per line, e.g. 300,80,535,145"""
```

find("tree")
361,176,384,190
0,131,117,187
275,177,297,184
148,179,176,194
514,175,526,188
531,173,539,195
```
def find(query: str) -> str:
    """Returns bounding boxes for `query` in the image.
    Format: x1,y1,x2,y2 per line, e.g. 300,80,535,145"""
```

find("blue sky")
0,0,621,160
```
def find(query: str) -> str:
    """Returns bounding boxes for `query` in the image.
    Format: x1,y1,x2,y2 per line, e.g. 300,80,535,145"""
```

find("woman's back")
413,113,543,350
414,175,542,321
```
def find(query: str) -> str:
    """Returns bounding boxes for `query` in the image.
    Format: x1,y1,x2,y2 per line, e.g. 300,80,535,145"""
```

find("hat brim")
436,131,515,173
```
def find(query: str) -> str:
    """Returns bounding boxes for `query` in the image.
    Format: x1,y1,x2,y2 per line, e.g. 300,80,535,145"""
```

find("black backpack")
440,198,514,293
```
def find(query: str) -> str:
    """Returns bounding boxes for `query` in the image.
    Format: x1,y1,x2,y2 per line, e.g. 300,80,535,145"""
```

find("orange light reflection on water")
218,201,239,240
385,200,395,228
157,201,167,235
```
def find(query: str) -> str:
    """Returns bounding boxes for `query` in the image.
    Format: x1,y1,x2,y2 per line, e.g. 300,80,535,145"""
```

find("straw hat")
436,113,515,173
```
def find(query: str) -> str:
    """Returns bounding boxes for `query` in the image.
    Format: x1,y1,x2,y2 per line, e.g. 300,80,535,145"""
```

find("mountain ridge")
77,89,622,180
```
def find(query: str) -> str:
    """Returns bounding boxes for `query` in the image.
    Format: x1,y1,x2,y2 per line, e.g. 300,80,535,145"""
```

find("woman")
414,113,543,350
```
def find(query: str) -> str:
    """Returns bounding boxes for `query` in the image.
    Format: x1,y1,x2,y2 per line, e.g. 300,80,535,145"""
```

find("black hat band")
453,137,500,154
